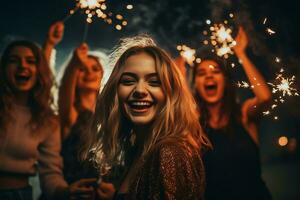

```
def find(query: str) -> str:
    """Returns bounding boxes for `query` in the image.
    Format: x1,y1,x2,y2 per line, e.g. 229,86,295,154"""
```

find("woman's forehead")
198,59,220,69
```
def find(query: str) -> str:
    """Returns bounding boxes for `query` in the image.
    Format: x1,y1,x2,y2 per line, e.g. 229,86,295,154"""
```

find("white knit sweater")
0,103,67,197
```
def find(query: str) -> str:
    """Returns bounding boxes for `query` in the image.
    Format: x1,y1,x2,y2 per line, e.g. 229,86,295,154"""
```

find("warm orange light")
278,136,288,147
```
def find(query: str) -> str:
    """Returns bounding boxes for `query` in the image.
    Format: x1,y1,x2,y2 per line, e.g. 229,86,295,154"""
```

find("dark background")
0,0,299,199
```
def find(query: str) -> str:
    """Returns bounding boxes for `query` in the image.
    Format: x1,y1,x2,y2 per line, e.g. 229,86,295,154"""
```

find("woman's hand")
70,43,89,69
46,21,64,47
69,178,97,200
96,181,116,200
233,26,248,55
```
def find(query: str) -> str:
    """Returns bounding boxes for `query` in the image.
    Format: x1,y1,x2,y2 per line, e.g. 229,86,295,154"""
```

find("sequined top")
125,138,205,200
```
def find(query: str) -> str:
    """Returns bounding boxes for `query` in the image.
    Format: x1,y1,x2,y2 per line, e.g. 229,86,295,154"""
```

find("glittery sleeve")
131,139,205,200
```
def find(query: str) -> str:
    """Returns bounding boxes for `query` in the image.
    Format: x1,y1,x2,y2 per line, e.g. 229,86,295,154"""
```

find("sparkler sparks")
237,81,250,88
71,0,132,30
268,69,299,97
261,68,299,119
205,23,236,59
266,28,276,35
263,17,267,25
177,45,196,66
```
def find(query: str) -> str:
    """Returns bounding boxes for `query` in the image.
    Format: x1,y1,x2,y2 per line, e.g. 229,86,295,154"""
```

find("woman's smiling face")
118,52,166,126
5,46,37,93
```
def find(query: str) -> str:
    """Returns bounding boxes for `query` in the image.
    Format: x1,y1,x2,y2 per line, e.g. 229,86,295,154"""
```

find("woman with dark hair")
193,27,272,199
82,35,211,199
0,40,68,200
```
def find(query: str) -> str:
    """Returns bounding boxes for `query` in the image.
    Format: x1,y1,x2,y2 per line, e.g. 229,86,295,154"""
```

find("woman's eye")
196,71,205,76
27,59,37,65
148,79,161,86
213,69,221,74
120,79,135,85
7,57,19,64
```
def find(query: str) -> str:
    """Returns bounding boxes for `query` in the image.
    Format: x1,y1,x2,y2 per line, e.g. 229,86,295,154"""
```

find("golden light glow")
72,0,132,30
177,45,196,66
115,24,122,30
278,136,288,147
126,4,133,10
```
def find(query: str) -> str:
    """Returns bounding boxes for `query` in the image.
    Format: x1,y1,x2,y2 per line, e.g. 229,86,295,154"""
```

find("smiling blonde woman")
83,36,211,200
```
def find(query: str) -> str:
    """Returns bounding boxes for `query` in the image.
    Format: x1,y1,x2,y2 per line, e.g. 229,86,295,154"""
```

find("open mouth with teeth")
128,101,153,113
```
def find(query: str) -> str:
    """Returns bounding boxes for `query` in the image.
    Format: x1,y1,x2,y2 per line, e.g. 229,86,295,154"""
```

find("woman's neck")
132,125,151,152
13,92,29,106
207,101,228,128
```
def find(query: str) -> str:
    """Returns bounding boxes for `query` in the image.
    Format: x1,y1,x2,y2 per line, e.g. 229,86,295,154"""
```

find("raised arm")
43,21,64,65
233,27,272,121
59,43,89,139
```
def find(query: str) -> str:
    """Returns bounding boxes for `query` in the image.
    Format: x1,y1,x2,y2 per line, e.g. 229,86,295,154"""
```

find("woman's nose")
19,59,30,69
205,71,213,78
133,82,148,98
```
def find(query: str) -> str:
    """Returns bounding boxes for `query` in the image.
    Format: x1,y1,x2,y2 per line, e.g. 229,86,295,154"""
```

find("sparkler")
261,68,298,119
64,0,133,32
177,45,196,66
262,16,276,35
237,81,250,88
238,68,298,119
268,69,299,97
76,0,131,30
204,21,236,59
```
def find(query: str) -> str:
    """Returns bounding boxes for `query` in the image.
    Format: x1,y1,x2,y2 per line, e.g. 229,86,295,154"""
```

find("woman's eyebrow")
120,72,159,79
120,72,137,79
145,73,159,79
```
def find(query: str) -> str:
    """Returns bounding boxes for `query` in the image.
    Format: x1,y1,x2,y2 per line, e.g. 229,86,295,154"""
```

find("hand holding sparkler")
46,21,65,46
233,26,248,56
70,43,90,70
43,21,65,65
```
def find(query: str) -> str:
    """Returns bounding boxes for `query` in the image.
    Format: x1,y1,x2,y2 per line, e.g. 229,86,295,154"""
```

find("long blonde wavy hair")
83,42,210,168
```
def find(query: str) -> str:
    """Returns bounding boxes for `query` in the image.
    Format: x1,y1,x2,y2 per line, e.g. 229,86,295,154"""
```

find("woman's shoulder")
150,137,201,161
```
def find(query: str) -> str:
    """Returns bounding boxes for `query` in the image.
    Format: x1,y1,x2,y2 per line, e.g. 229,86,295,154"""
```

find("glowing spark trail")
266,28,276,35
263,17,267,25
177,45,196,66
69,0,132,30
237,81,250,88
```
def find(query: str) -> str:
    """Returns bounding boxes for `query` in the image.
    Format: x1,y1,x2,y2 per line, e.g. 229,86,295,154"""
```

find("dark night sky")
0,0,299,199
